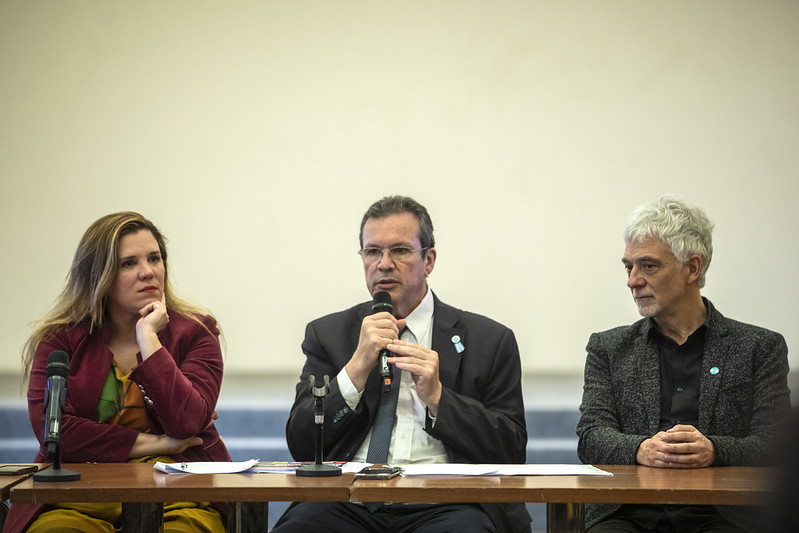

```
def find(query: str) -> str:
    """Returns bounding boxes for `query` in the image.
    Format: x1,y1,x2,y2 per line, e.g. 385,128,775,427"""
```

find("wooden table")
1,465,44,500
9,464,775,533
9,463,353,533
350,465,775,533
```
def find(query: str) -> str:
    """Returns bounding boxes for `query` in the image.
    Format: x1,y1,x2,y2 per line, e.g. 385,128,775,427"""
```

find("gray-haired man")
577,196,791,532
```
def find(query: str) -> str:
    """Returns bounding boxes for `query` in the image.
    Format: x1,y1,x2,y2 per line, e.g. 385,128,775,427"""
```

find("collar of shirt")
645,297,713,343
402,288,434,347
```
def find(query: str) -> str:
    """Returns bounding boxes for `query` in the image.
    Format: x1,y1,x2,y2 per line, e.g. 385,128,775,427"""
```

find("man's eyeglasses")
358,246,428,264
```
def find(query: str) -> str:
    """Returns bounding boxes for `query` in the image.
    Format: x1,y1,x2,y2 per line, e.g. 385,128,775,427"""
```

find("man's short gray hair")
624,195,714,288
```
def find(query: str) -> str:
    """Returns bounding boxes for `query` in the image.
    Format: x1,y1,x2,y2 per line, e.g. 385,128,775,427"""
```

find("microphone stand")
33,442,81,482
296,375,342,477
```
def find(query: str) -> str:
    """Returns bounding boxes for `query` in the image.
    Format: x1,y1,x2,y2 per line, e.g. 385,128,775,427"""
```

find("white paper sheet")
152,460,610,477
342,462,371,474
153,458,260,474
397,464,612,477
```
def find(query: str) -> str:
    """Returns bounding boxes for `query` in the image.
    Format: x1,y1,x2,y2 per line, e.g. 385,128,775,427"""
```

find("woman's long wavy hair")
22,212,216,380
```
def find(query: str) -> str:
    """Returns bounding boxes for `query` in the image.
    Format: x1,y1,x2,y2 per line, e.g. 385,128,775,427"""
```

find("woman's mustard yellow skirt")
25,456,224,533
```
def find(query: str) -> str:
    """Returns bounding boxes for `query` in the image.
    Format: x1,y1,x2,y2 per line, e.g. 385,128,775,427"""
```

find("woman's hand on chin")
136,293,168,359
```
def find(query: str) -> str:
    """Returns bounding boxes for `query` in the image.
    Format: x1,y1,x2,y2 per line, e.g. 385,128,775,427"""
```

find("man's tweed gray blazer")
576,299,791,529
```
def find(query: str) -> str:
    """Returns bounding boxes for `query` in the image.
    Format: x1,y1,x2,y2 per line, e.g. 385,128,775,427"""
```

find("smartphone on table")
355,465,403,480
0,465,38,476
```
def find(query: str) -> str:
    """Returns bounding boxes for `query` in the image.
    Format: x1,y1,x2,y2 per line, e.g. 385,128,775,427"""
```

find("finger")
389,353,432,370
658,460,693,469
654,450,698,467
661,456,699,467
652,458,674,468
666,424,697,434
367,316,401,338
673,440,704,451
386,340,416,352
387,341,433,358
391,361,417,375
645,439,671,456
390,357,423,371
391,358,437,380
369,313,398,326
661,429,697,443
662,439,706,455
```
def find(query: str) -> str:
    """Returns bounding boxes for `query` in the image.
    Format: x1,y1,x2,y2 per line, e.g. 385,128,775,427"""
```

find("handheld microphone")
371,292,394,393
42,350,70,460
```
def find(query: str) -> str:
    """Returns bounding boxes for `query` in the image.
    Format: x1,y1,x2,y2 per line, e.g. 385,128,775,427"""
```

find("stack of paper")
154,459,259,474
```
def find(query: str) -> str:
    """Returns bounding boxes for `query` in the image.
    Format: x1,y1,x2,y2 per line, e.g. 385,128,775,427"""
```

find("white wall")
1,1,797,378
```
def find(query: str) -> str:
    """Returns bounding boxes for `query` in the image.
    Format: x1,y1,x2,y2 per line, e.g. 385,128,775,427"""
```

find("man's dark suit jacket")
285,292,532,533
576,299,791,530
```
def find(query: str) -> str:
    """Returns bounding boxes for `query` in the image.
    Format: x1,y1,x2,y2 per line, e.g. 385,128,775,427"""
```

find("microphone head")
371,291,393,315
45,351,70,379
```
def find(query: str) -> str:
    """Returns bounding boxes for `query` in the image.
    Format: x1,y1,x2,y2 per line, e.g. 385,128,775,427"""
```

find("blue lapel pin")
451,335,465,354
709,366,719,376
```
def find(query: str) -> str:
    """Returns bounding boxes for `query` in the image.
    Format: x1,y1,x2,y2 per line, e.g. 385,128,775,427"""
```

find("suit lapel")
431,296,464,391
635,322,661,434
698,309,729,431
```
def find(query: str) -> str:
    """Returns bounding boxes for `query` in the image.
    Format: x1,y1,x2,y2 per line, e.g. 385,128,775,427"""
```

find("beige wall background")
1,1,797,381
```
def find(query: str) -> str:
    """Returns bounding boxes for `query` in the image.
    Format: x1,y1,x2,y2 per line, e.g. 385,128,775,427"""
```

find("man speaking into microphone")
275,196,531,533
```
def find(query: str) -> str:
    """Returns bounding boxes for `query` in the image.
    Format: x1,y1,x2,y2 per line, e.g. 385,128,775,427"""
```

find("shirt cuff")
426,407,437,428
337,368,363,411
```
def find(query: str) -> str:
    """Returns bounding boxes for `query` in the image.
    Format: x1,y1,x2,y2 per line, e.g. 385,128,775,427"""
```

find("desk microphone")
42,350,69,459
33,350,81,482
371,292,394,393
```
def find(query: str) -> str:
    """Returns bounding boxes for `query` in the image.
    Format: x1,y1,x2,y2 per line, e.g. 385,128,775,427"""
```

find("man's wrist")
426,407,438,428
337,368,362,410
635,438,649,465
343,360,368,392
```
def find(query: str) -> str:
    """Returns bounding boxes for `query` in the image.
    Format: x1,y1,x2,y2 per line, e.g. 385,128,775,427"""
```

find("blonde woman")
5,212,230,533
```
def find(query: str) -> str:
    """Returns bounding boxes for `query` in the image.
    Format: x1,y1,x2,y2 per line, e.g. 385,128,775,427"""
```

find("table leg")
547,502,584,533
121,502,163,533
227,501,269,533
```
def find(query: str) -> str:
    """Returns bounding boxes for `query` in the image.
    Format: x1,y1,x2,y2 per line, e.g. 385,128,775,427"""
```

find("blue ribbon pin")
452,335,465,354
